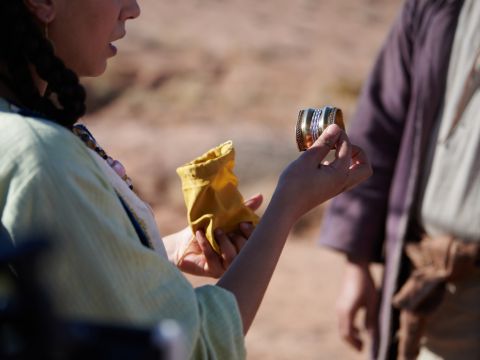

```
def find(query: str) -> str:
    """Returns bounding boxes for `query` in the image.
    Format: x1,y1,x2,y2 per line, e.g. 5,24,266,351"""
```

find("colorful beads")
73,124,134,190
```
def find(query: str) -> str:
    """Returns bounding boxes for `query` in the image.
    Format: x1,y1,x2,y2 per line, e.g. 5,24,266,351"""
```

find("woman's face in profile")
46,0,140,77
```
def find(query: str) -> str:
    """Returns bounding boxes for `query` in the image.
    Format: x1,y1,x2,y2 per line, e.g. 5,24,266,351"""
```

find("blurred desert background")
82,1,402,359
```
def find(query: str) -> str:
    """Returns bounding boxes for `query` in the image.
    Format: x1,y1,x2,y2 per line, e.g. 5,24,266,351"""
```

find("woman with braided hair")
0,0,86,125
0,0,371,358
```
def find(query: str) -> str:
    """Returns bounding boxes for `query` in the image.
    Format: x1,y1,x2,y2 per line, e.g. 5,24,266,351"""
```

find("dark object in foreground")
0,227,180,359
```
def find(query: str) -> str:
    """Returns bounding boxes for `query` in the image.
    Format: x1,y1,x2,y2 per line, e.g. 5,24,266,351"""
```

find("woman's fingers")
239,222,255,238
345,145,373,190
225,222,255,252
311,127,370,192
229,232,248,253
244,194,263,212
329,127,351,172
308,124,341,161
320,124,352,170
195,230,224,278
350,145,370,170
215,229,238,269
309,125,351,171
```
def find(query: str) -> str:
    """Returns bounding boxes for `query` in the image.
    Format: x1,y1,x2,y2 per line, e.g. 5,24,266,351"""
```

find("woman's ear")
23,0,56,24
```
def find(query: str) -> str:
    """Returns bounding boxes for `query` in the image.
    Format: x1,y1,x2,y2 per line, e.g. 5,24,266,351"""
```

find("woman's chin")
79,62,108,78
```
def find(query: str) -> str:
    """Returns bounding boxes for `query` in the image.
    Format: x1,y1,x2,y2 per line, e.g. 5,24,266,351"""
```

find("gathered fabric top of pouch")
176,140,237,187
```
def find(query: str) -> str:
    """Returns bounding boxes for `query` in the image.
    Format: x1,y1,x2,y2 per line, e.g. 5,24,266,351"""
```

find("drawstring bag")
176,141,259,254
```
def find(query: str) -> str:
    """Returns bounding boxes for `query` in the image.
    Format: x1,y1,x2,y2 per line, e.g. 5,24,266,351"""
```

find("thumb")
308,124,344,164
244,193,263,211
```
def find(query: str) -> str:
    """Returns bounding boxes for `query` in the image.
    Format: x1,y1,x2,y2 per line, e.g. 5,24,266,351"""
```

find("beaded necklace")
72,124,134,190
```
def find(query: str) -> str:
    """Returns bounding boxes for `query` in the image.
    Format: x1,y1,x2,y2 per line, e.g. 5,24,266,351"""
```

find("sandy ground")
188,235,370,360
82,1,402,358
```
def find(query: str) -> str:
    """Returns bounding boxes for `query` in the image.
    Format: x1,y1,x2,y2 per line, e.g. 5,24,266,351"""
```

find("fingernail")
240,222,253,230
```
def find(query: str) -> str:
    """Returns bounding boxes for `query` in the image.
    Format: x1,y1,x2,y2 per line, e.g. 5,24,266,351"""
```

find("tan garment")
419,268,480,360
392,236,480,360
418,0,480,242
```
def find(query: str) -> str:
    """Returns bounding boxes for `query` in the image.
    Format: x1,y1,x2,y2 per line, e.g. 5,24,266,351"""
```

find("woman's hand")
216,126,371,333
272,124,372,223
179,223,255,278
164,194,263,278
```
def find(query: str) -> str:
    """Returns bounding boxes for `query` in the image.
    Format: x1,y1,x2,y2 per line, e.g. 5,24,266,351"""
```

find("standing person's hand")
336,260,379,352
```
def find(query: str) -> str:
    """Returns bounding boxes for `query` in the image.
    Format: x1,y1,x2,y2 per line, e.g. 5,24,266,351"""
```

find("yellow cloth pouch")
176,141,259,254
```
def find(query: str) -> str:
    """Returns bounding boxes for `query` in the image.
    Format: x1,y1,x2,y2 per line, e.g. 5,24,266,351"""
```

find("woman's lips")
109,43,118,56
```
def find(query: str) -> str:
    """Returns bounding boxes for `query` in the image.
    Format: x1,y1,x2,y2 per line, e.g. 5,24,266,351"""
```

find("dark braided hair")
0,0,86,128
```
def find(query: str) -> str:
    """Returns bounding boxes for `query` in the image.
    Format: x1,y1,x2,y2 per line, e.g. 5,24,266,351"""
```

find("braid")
0,0,86,128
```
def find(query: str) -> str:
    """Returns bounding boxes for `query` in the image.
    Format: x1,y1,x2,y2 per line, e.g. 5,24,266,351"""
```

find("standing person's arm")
319,0,417,352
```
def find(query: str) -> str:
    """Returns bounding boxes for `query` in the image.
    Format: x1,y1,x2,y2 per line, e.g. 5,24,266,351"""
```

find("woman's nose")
122,0,141,21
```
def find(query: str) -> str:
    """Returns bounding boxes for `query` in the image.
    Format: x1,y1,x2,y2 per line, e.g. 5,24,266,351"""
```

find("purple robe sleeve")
318,0,417,262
